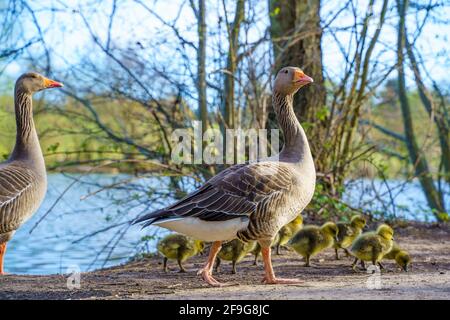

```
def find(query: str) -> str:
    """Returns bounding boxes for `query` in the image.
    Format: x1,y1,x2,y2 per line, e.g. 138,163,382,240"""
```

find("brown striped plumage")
0,73,63,274
135,67,315,285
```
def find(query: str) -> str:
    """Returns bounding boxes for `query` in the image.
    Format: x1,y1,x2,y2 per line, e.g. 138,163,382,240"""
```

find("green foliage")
316,106,329,121
308,182,355,219
140,235,157,242
46,142,60,153
270,7,280,17
367,87,444,177
0,94,15,157
0,92,169,172
301,121,313,131
435,211,449,222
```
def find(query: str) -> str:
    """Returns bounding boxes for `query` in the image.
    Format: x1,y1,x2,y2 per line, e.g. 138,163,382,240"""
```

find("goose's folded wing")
134,162,294,226
0,165,36,224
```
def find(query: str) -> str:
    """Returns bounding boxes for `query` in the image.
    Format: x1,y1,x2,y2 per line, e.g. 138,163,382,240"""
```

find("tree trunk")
223,0,245,130
405,36,450,184
192,0,216,178
197,0,208,133
396,0,446,220
268,0,326,124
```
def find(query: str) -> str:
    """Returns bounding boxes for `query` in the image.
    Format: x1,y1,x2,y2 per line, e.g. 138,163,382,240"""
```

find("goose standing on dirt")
135,67,315,285
0,73,63,275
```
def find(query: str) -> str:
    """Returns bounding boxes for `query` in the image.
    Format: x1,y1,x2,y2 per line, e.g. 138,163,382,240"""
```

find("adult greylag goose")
0,73,63,275
135,66,315,285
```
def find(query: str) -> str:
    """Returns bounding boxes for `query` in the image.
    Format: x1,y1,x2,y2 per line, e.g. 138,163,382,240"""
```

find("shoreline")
0,223,449,300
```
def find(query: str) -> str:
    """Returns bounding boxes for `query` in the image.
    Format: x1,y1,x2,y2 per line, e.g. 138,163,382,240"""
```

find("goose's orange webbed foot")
261,246,303,285
197,241,231,287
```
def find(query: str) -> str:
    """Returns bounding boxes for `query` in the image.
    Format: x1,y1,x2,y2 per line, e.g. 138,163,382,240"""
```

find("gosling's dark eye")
284,70,288,74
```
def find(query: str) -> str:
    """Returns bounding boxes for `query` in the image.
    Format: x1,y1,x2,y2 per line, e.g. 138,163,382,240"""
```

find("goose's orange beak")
43,77,64,88
293,70,313,85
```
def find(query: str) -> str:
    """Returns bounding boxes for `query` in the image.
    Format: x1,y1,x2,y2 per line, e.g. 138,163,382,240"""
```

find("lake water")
3,174,448,275
4,174,166,275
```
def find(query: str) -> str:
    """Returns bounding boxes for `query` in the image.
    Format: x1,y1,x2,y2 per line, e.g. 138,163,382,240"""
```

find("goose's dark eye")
284,70,288,74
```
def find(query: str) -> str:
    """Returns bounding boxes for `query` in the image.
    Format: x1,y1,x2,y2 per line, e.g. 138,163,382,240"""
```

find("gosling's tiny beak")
293,70,314,85
44,77,64,88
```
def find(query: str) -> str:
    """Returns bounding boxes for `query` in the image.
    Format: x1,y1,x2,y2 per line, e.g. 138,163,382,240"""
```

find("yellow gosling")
350,224,394,271
215,239,257,274
157,233,204,272
383,242,411,272
288,222,339,267
276,215,303,255
334,215,366,260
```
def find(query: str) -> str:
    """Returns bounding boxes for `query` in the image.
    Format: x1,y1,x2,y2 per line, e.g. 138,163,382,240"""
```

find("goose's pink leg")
0,243,7,275
261,247,302,284
197,241,225,286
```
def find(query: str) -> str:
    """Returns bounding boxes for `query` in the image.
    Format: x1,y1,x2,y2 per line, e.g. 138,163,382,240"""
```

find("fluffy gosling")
157,233,204,272
215,239,257,274
334,215,367,260
349,224,394,271
288,222,339,267
383,242,411,272
276,215,303,255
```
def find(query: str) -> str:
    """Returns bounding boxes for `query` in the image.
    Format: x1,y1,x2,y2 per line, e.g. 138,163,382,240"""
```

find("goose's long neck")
273,92,313,164
10,87,45,169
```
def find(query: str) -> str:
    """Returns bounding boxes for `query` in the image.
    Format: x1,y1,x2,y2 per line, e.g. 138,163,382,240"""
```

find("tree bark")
197,0,208,133
223,0,245,130
268,0,326,123
396,0,446,219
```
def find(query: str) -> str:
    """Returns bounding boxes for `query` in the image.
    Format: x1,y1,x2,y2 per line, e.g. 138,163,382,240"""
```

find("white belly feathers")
155,216,250,242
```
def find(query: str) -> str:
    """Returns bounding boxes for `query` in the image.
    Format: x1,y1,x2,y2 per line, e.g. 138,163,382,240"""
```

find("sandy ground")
0,223,449,300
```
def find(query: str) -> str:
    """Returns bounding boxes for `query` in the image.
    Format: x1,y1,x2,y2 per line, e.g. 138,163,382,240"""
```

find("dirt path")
1,223,449,300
